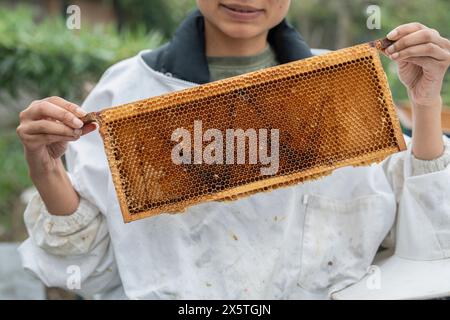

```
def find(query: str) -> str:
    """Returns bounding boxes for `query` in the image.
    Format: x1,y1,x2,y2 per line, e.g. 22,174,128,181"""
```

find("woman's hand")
17,96,96,177
385,23,450,160
385,22,450,108
16,96,97,215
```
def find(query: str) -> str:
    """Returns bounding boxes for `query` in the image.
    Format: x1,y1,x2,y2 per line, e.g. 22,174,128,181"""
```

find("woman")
16,1,450,299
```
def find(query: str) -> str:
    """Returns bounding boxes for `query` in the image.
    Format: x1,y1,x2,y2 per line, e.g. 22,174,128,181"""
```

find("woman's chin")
218,24,265,40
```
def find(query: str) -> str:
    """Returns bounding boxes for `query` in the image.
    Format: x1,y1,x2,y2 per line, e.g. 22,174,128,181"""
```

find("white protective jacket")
19,12,450,300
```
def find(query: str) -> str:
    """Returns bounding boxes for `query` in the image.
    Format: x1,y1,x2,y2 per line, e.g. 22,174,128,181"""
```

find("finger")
387,22,427,41
25,120,82,137
444,38,450,50
81,122,97,136
27,100,84,129
390,43,450,61
21,133,79,151
44,96,87,118
399,57,441,69
25,133,80,145
385,29,445,54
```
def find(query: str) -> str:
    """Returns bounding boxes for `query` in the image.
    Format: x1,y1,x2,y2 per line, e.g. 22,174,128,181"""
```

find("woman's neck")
204,20,269,57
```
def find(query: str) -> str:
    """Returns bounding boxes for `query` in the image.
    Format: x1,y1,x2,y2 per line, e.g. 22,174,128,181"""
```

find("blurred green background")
0,0,449,242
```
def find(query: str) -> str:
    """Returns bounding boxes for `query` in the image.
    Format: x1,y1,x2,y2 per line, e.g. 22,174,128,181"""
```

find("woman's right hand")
17,96,97,177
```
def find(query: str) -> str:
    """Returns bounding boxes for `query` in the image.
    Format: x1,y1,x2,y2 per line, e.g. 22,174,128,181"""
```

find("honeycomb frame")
82,40,406,222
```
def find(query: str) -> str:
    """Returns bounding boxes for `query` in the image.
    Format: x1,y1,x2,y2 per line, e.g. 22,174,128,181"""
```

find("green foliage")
0,131,31,222
115,0,176,37
0,6,163,103
114,0,196,37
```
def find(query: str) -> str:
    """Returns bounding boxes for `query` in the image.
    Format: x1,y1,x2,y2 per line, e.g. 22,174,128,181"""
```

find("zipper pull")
302,194,309,205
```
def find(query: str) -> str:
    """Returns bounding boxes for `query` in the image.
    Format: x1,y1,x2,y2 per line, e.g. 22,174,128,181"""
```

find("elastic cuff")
40,196,100,236
411,143,450,176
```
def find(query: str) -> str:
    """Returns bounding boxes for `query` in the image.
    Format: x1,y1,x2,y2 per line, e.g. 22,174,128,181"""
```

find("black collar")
142,10,312,84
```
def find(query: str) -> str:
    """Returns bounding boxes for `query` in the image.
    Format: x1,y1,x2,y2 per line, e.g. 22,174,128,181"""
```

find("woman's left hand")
385,22,450,108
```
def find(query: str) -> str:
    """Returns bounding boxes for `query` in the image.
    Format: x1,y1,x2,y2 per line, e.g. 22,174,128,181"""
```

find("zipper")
302,194,309,205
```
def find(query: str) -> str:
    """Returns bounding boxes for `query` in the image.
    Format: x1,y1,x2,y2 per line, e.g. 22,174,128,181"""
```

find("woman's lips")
220,4,264,21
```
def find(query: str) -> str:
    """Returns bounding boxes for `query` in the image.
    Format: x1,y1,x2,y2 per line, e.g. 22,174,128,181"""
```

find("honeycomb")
82,39,406,222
